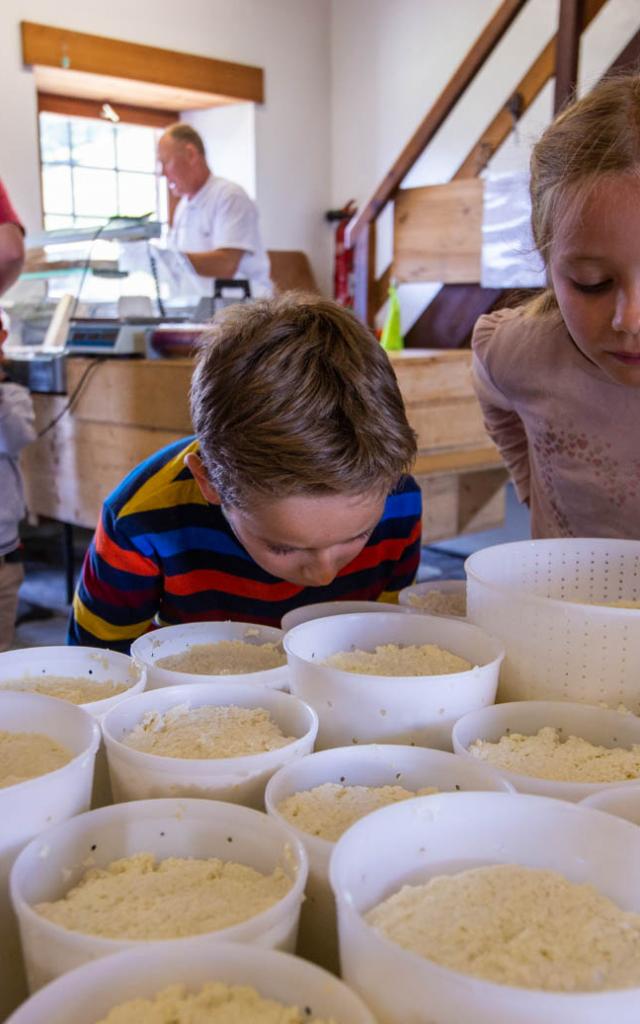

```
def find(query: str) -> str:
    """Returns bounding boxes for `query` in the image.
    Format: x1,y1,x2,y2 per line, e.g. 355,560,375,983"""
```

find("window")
39,111,168,230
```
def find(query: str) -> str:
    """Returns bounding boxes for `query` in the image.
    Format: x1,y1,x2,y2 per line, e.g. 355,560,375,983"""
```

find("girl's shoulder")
472,306,566,384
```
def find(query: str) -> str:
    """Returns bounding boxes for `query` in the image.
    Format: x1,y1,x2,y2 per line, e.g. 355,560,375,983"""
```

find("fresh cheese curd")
155,641,285,675
0,729,73,787
408,591,466,617
34,852,292,939
366,864,640,992
123,704,294,759
0,675,128,705
469,725,640,782
325,643,471,676
95,982,336,1024
278,782,438,841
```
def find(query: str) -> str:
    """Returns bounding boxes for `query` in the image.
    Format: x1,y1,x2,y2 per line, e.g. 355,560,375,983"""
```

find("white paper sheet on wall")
481,171,546,288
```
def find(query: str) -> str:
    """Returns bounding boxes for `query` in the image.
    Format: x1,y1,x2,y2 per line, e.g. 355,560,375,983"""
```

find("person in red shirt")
0,180,24,295
0,180,32,651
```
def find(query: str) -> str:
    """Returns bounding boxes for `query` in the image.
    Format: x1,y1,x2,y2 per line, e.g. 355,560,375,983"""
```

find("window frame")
37,93,177,229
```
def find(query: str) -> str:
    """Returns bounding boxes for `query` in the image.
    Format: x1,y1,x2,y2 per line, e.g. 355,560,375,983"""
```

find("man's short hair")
190,294,417,508
163,122,206,157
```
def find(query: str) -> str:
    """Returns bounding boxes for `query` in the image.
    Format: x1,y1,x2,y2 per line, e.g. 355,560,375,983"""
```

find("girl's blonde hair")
526,73,640,317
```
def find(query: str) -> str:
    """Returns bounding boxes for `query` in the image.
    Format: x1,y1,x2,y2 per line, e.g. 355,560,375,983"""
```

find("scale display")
65,320,147,356
66,320,122,351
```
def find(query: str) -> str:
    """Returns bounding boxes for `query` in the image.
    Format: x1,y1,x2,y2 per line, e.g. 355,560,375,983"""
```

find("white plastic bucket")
5,941,376,1024
102,682,318,808
284,612,503,750
265,743,513,973
398,579,467,618
581,784,640,824
281,600,414,632
465,538,640,704
131,620,288,690
330,791,640,1023
452,701,640,802
10,797,308,991
0,645,146,807
0,693,100,1019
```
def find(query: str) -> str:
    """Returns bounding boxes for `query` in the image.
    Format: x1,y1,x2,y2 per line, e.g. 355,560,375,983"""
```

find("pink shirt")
472,307,640,539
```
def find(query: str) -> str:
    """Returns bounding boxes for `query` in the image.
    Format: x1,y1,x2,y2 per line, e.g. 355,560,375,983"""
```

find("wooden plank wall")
394,180,484,284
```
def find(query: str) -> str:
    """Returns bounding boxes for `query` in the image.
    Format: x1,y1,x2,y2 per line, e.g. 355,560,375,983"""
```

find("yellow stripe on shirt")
72,594,153,642
119,439,206,519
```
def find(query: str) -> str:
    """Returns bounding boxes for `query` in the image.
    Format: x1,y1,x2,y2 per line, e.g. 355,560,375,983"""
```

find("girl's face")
549,174,640,387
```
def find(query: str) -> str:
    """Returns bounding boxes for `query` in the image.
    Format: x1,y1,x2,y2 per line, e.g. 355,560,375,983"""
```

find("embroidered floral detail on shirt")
531,422,640,536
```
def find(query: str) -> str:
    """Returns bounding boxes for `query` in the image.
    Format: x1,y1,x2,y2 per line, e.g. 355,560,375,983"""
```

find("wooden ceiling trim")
21,21,264,105
37,92,175,128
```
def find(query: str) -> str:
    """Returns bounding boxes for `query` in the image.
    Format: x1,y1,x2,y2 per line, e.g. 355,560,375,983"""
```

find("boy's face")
185,453,386,587
222,490,387,587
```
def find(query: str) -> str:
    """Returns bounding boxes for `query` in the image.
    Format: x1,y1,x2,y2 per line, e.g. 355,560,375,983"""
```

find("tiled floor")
11,484,531,648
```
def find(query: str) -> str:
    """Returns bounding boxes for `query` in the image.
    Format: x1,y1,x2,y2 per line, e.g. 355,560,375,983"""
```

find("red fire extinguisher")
326,200,357,307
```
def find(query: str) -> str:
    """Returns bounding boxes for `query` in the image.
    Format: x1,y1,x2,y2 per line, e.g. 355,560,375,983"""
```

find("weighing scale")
64,318,151,356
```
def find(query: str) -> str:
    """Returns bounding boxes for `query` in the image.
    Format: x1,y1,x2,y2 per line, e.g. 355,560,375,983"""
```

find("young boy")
68,296,422,651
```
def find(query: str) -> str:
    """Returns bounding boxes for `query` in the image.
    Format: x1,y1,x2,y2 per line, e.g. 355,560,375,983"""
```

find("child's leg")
0,561,24,652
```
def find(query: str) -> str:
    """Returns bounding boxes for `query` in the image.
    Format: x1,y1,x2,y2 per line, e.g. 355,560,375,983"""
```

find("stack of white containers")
5,540,640,1024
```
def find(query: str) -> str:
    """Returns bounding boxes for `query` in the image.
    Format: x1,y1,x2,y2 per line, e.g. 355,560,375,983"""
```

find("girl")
472,74,640,539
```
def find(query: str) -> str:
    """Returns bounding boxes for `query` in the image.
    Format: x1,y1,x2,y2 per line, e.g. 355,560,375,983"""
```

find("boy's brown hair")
190,294,417,508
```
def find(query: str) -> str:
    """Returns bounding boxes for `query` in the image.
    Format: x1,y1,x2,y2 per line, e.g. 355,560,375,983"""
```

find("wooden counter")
21,351,506,542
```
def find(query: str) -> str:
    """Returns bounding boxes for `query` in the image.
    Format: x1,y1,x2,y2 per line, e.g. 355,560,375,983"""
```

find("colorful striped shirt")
68,437,422,652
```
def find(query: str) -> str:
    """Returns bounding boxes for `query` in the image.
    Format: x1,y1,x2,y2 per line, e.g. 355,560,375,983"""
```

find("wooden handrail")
454,0,606,179
346,0,528,248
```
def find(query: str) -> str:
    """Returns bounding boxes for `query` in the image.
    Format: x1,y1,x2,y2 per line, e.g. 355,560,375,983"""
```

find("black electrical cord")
37,357,107,438
147,246,166,318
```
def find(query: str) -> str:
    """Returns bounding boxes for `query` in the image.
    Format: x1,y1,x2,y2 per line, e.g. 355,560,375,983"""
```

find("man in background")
157,122,272,297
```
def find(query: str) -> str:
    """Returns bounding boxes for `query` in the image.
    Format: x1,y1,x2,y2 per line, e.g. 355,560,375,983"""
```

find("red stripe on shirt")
166,567,303,601
337,521,421,576
95,520,159,577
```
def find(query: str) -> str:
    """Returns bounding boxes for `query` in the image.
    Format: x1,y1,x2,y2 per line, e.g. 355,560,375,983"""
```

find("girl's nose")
612,287,640,334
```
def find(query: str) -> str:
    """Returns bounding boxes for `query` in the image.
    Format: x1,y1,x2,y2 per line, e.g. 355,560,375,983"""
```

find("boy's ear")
184,452,222,505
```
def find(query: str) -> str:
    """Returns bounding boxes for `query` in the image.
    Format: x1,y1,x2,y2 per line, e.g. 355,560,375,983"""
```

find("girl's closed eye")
570,278,612,294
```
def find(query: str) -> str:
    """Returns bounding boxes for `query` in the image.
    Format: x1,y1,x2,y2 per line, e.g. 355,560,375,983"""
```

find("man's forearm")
184,247,244,279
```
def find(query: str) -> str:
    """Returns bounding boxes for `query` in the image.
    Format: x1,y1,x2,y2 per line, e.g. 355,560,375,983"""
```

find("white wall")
0,0,334,290
183,103,257,199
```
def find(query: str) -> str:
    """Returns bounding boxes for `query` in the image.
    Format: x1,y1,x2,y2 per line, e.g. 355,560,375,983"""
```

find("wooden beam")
394,180,483,285
352,221,377,324
21,21,264,104
454,0,606,179
554,0,585,113
37,92,175,128
346,0,528,246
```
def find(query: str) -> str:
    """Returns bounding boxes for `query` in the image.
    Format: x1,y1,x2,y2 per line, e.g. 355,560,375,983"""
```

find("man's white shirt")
168,175,272,296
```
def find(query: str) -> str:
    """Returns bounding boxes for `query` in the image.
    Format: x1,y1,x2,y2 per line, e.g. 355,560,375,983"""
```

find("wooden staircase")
347,0,640,345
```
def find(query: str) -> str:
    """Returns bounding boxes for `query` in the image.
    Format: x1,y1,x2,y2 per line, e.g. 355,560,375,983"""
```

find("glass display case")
2,219,204,356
